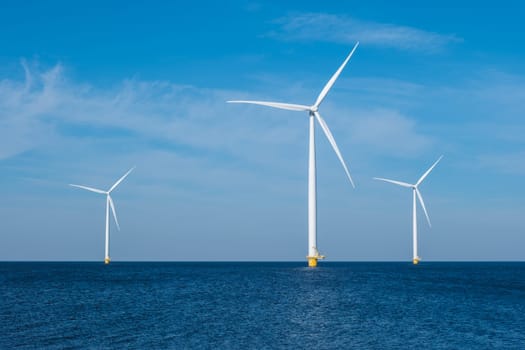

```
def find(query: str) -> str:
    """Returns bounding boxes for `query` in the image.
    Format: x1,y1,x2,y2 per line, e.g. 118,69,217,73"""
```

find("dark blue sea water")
1,262,524,349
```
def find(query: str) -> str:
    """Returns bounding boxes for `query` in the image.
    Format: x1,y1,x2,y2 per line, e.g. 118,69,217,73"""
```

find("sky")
1,0,525,261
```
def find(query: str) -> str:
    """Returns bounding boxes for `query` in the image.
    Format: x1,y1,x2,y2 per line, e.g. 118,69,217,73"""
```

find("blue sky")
1,1,524,261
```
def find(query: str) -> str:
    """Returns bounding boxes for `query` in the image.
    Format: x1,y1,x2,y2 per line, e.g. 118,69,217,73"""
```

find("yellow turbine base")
308,257,318,267
413,258,420,265
104,257,111,265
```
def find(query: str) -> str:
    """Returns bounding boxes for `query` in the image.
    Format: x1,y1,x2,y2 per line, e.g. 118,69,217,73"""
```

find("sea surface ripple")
1,262,524,349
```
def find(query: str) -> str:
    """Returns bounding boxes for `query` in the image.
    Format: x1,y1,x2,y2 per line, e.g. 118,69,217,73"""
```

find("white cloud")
270,13,461,52
0,62,314,203
478,151,525,176
0,62,292,160
0,61,438,169
343,108,434,157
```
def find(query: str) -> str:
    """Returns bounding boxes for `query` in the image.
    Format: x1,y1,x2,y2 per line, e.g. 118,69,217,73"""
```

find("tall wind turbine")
374,156,443,264
70,167,135,264
228,42,359,267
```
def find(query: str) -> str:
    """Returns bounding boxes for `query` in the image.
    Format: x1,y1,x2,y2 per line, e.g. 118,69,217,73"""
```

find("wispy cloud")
477,151,525,176
270,13,461,52
0,62,248,159
346,108,434,157
0,61,434,163
0,62,309,190
0,60,442,206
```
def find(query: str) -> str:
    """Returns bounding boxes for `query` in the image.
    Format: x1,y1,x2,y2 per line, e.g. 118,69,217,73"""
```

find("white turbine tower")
228,42,359,267
70,167,135,264
374,156,443,264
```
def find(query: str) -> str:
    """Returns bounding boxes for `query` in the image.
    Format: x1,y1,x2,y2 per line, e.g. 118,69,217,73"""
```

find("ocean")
1,262,524,349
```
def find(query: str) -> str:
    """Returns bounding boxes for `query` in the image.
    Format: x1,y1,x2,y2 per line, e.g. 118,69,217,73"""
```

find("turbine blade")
227,100,310,112
415,188,431,227
69,184,106,194
373,177,413,188
108,195,120,231
314,111,355,188
416,155,443,186
109,166,135,193
314,42,359,108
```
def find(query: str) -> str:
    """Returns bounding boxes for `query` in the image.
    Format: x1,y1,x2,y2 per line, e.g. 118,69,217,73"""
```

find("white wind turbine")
70,167,135,264
228,42,359,267
374,156,443,264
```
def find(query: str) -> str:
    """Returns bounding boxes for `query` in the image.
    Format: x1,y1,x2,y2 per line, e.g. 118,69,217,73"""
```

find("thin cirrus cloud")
270,13,461,52
0,60,312,188
0,59,441,207
346,108,434,157
477,151,525,176
0,60,433,163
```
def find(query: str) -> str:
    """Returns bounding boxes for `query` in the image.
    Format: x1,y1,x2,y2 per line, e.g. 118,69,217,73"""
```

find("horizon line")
1,260,524,263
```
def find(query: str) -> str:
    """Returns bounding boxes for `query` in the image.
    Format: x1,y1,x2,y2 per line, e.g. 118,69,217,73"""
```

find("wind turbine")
70,167,135,264
228,42,359,267
374,156,443,264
